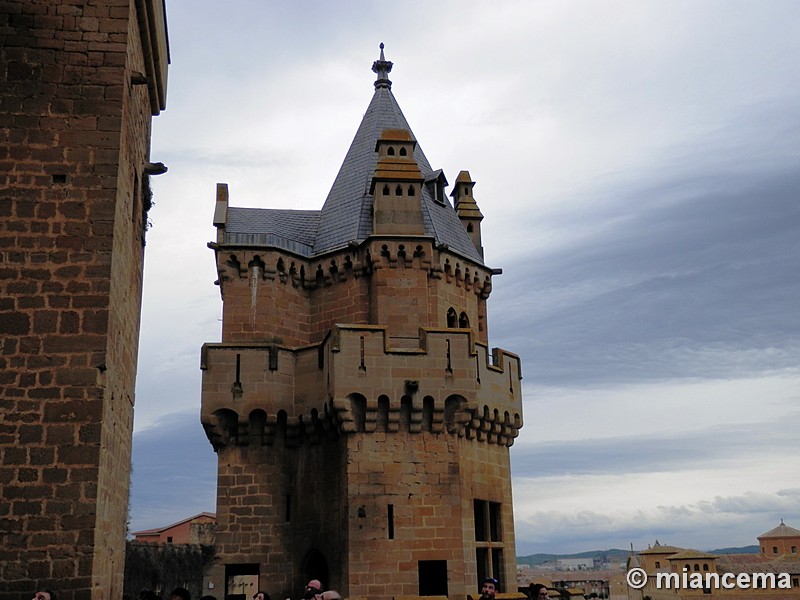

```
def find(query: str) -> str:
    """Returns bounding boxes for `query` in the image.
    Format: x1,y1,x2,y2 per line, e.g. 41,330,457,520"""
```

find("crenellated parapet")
211,246,374,293
367,239,494,300
212,239,496,299
200,325,522,450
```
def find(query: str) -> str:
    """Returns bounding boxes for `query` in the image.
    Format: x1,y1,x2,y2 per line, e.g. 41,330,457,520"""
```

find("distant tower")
201,46,523,600
0,2,169,599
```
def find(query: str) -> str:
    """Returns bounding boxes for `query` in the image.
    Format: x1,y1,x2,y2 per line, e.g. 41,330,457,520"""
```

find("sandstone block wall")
0,1,167,598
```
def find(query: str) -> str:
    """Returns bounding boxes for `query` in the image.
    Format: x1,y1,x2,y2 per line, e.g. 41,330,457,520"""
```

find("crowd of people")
33,575,524,600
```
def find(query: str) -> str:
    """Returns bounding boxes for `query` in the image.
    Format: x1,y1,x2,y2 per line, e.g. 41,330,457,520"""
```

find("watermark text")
626,568,792,590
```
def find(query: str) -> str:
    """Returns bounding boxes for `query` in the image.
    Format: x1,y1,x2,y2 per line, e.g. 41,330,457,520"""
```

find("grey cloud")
511,418,800,478
129,411,217,533
515,489,800,555
492,156,800,386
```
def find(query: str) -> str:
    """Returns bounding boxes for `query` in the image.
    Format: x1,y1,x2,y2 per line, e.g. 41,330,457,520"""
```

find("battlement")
200,325,522,449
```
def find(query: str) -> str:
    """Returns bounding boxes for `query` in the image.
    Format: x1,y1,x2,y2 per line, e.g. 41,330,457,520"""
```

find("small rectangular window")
489,501,501,541
418,560,448,596
474,500,487,541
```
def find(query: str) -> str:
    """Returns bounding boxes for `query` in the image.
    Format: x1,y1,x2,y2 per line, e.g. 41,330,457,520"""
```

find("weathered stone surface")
0,1,168,598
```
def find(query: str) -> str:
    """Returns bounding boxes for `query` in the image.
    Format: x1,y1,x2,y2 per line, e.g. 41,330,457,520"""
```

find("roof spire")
372,42,393,89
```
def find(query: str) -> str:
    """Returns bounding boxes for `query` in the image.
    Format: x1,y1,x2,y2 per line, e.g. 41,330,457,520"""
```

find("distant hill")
517,549,629,566
708,545,759,555
517,546,759,565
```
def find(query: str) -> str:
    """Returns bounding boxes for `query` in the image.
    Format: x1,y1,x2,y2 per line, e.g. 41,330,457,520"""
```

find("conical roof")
311,45,484,263
759,520,800,539
223,46,485,265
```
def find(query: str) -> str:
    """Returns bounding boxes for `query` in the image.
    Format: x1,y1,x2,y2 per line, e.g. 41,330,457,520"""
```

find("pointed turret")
451,170,484,258
312,45,483,264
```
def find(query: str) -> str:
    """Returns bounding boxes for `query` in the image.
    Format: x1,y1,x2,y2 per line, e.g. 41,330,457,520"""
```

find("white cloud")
130,1,800,554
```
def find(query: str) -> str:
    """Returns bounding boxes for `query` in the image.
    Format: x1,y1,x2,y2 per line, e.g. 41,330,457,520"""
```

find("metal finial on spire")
372,42,393,89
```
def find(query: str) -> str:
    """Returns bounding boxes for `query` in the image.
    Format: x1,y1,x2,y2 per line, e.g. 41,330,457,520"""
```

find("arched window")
467,223,473,232
395,184,402,196
408,185,415,196
387,146,395,156
382,184,390,195
446,308,457,328
459,312,469,328
399,147,407,156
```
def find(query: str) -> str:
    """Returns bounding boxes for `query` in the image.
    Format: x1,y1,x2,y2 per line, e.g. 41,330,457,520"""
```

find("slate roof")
221,47,484,265
225,207,320,256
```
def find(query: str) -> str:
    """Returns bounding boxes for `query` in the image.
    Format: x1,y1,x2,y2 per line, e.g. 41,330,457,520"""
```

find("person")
302,580,322,600
170,588,191,600
253,592,269,600
480,577,498,600
33,591,56,600
301,580,341,600
530,584,549,600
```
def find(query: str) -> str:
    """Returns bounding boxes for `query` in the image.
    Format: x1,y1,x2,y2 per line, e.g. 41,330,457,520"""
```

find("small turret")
451,170,484,258
370,128,425,235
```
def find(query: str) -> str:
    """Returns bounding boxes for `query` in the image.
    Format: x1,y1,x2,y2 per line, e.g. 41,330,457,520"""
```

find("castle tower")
201,46,523,600
0,2,169,599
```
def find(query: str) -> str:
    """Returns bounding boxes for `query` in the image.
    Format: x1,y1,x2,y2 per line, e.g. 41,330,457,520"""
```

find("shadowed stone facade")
201,47,523,600
0,1,168,598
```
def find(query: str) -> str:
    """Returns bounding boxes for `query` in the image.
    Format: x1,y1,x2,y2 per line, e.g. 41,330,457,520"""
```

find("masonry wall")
206,435,345,600
0,1,166,598
343,432,466,599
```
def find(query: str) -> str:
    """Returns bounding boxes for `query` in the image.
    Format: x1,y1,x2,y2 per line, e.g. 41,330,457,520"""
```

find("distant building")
759,520,800,557
133,512,216,545
628,523,800,600
558,558,595,570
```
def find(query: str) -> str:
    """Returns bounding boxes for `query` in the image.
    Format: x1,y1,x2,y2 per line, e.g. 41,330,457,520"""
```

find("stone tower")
201,46,523,600
0,2,168,599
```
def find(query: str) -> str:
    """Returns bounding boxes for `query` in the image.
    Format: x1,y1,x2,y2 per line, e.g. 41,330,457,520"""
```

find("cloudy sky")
129,1,800,555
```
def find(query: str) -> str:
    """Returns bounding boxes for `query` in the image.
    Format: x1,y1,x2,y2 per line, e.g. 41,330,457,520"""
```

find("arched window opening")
467,223,473,232
422,396,434,432
399,147,407,156
377,395,390,432
349,393,367,432
395,185,403,196
382,184,390,195
446,308,457,328
400,395,413,431
459,312,469,328
388,146,395,156
408,185,415,196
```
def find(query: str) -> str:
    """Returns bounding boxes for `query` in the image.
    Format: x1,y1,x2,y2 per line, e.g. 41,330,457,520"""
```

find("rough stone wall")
0,1,165,598
208,436,344,600
343,433,466,599
124,541,215,600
